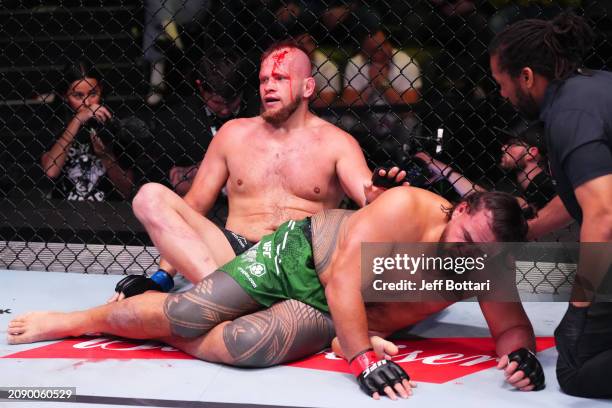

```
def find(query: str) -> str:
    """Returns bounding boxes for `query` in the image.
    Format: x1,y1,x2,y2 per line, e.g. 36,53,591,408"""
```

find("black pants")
555,302,612,398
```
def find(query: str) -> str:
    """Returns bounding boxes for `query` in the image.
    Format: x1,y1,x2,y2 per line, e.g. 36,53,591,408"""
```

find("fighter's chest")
225,141,336,195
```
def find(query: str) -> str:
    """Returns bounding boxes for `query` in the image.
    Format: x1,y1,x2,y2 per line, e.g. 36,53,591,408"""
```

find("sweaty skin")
183,46,371,242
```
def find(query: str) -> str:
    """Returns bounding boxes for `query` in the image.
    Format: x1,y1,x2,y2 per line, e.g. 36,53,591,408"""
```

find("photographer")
40,60,135,201
415,121,559,218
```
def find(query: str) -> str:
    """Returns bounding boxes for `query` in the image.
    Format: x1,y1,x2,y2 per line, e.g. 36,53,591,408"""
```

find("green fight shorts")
218,218,328,313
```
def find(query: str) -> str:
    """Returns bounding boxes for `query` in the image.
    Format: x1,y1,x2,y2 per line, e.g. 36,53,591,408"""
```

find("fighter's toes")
6,311,68,345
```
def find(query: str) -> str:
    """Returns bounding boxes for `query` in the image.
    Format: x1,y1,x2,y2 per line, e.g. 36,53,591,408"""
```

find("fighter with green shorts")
163,210,352,363
219,218,328,313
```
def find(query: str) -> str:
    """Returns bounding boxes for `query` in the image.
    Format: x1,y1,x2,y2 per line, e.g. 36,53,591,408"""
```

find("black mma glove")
508,348,545,391
371,167,408,189
115,269,174,298
554,303,589,369
349,348,410,397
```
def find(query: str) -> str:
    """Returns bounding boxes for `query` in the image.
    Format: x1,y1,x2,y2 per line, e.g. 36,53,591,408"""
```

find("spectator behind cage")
415,121,558,217
143,0,211,105
147,49,248,195
341,29,422,165
40,60,135,201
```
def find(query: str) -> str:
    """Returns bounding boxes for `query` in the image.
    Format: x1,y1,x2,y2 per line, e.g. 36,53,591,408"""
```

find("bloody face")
259,49,304,125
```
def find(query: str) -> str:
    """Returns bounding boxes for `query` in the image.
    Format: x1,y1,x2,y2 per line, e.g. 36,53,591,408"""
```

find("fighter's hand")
371,336,400,359
497,348,545,391
169,165,198,189
364,166,409,204
108,270,174,303
107,290,126,303
332,335,402,359
350,349,415,400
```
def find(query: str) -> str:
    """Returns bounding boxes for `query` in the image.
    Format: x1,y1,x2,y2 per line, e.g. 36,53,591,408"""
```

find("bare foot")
7,312,74,344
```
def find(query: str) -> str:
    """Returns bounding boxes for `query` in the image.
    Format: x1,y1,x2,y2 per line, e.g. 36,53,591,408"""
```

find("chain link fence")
1,1,610,292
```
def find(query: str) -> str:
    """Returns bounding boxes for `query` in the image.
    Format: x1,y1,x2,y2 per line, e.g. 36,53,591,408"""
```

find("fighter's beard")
262,96,301,125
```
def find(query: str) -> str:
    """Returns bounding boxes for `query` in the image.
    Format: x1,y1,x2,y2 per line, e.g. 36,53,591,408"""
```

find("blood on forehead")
271,49,291,75
269,48,294,98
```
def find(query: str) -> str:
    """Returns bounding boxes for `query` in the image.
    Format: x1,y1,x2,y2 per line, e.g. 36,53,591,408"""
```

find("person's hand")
414,151,432,163
108,269,174,303
107,289,126,303
364,166,409,204
497,348,545,391
333,337,417,400
350,348,416,400
169,165,198,189
370,63,390,91
75,104,112,125
91,132,113,158
332,335,403,359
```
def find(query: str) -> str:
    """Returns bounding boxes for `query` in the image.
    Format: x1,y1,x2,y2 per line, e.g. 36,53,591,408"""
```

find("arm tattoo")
223,299,335,367
311,209,353,274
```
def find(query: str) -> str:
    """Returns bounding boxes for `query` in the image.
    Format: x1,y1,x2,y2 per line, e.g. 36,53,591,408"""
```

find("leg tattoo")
222,299,335,367
164,270,262,338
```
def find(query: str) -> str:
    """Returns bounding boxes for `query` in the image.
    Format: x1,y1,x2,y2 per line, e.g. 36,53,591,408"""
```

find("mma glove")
371,166,408,189
507,347,545,391
349,348,410,397
114,269,174,298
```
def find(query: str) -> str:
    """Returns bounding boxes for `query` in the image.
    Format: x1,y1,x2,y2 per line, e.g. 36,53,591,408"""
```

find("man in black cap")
415,121,559,217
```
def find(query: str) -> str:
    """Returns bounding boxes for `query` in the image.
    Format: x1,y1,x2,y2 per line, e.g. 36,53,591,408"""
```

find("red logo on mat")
3,336,555,384
288,337,556,384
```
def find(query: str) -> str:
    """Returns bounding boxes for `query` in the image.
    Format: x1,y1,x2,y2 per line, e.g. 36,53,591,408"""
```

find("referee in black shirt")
489,12,612,398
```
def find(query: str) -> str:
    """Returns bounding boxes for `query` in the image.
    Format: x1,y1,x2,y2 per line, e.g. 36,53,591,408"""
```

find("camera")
403,156,432,188
86,116,151,147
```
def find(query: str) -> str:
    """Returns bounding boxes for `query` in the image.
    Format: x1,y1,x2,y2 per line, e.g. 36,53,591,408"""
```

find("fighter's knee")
106,301,140,332
132,183,170,221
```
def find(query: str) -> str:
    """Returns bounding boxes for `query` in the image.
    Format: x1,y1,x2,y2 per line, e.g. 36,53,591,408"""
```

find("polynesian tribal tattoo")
223,299,335,367
311,209,354,274
164,270,262,338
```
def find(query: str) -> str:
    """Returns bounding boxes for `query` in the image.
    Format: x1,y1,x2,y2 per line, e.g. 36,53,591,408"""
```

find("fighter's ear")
452,201,468,219
526,146,540,159
303,76,316,99
520,67,535,88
